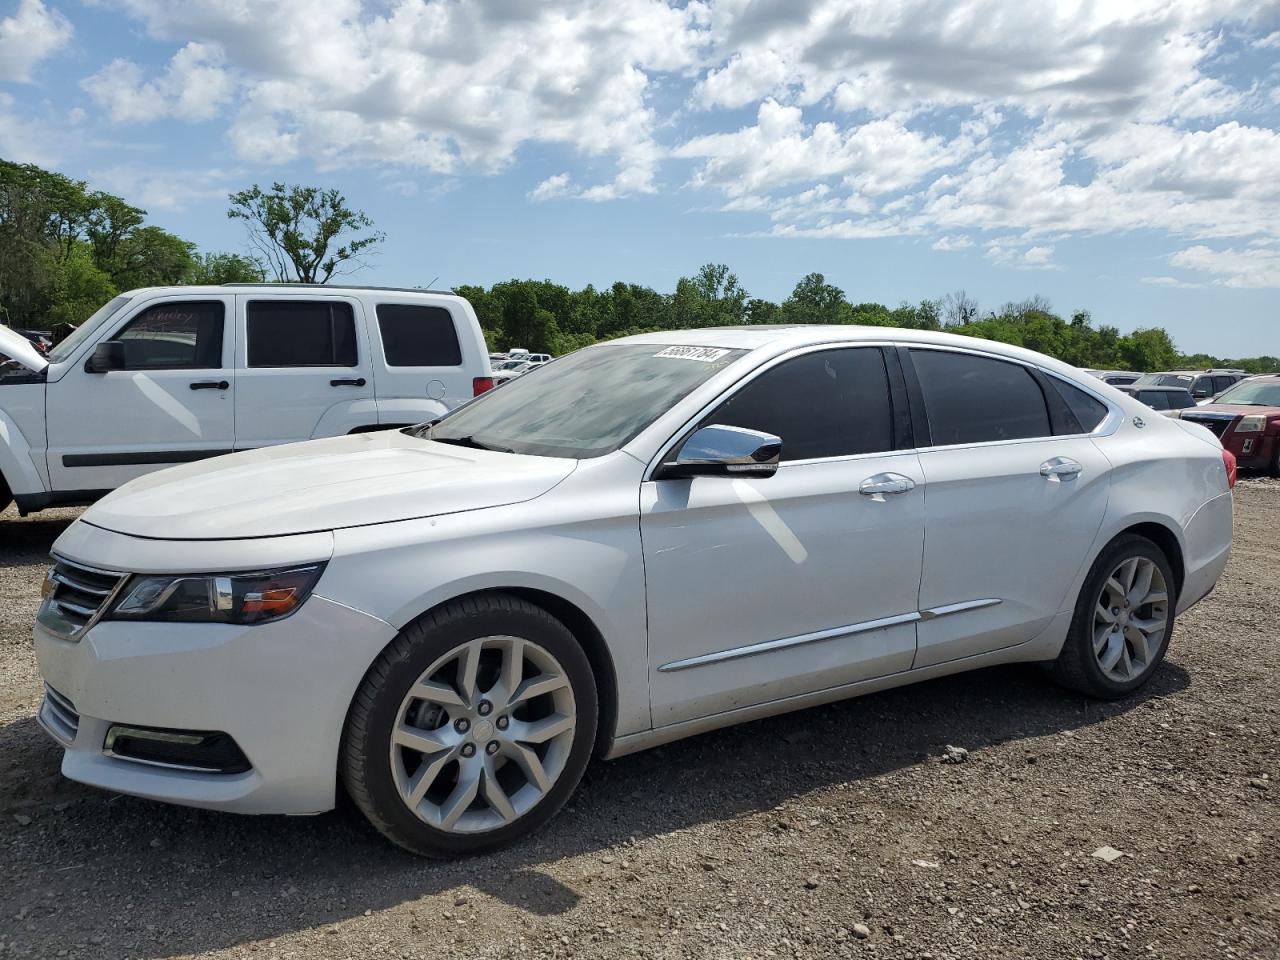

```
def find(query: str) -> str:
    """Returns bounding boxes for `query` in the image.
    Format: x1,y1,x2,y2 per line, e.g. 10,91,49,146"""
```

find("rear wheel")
1049,535,1176,699
341,594,597,857
0,472,11,514
1269,441,1280,478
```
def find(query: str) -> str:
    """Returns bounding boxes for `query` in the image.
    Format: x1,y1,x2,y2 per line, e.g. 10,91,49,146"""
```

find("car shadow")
0,658,1191,959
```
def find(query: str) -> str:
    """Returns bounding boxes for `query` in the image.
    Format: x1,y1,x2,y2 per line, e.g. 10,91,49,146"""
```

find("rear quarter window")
376,304,463,367
910,350,1052,445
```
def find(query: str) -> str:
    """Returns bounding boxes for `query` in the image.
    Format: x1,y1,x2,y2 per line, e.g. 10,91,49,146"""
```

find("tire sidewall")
1071,536,1176,697
347,602,597,857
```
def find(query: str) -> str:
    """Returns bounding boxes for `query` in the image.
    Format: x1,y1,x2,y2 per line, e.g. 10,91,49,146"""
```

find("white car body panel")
31,325,1233,815
0,324,49,373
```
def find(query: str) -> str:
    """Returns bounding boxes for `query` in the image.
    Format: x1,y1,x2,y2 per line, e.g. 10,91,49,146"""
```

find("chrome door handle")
859,473,916,498
1040,457,1082,480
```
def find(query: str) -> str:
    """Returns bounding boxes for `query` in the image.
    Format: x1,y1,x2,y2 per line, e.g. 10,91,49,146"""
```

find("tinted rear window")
376,304,462,367
911,350,1051,445
1048,377,1109,432
247,301,357,368
702,348,893,461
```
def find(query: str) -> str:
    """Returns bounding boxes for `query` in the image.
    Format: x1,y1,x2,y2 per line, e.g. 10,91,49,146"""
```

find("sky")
1,0,1278,356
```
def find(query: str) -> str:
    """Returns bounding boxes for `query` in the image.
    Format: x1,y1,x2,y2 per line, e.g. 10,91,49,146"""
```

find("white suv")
33,327,1233,856
0,285,492,515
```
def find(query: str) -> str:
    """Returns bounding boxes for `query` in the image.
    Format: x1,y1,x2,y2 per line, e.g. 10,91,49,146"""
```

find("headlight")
107,564,325,624
1236,415,1267,433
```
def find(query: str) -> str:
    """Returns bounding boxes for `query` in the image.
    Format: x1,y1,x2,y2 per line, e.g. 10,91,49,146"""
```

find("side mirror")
85,341,125,373
655,425,781,480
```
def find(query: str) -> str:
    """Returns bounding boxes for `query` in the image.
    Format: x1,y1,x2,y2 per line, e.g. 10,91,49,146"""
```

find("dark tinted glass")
910,350,1051,445
247,301,357,367
1138,390,1172,410
116,301,224,369
1049,377,1108,432
1212,376,1235,393
377,304,462,366
702,348,893,461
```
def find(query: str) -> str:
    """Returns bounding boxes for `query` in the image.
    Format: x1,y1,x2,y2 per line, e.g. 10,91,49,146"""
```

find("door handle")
189,380,229,391
859,473,916,498
1040,457,1082,480
330,377,367,387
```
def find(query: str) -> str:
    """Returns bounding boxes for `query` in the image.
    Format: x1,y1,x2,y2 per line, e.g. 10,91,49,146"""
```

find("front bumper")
33,595,397,815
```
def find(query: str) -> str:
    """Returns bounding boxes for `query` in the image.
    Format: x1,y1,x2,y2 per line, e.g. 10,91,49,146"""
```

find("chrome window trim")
657,599,1002,673
644,340,902,480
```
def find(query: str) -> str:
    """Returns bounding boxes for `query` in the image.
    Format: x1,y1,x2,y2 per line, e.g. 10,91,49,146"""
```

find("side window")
1212,376,1235,393
701,348,893,461
1048,377,1109,433
910,350,1051,445
376,304,462,366
247,301,357,368
114,301,224,370
1172,391,1197,410
1141,391,1171,410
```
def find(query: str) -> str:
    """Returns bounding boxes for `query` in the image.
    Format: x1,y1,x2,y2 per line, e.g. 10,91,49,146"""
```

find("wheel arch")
1115,521,1185,599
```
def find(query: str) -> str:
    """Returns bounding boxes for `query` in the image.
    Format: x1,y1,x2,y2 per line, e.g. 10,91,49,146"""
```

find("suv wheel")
1048,534,1176,699
341,594,597,857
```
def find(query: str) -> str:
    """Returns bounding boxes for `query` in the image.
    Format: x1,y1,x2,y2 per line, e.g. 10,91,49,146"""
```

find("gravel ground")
0,482,1276,960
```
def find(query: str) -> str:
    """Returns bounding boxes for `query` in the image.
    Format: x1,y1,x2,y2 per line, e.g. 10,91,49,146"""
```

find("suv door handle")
330,377,367,387
1040,457,1082,480
189,380,229,391
859,473,916,498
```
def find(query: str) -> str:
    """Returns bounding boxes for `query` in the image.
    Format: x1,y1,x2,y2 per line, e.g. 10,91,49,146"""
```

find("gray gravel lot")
0,482,1277,959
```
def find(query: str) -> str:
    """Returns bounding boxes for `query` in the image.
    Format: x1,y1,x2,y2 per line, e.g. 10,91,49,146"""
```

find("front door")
233,294,376,448
46,296,235,492
903,348,1112,668
642,346,926,728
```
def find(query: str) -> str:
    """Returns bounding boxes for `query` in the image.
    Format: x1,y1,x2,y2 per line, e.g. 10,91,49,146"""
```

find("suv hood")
0,325,47,373
83,431,576,540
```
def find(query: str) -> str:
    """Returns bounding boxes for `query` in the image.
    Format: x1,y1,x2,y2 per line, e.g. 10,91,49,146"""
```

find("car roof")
1124,385,1192,392
121,283,461,298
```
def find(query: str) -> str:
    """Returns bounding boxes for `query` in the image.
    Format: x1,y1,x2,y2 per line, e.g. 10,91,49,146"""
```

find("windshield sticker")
653,346,731,363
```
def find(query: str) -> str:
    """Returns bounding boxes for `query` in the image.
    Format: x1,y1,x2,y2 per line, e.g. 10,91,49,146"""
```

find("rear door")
233,294,376,448
46,295,235,492
903,348,1113,668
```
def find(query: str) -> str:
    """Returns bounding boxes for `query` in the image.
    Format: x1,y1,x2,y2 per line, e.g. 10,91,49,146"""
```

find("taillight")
1222,447,1238,489
472,377,494,397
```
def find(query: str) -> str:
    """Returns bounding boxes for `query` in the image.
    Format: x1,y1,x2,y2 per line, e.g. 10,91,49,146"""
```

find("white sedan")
33,327,1234,856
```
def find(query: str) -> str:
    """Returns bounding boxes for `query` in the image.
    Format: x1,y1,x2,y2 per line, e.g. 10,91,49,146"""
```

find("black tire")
0,472,11,514
1269,441,1280,479
341,593,597,857
1047,534,1177,700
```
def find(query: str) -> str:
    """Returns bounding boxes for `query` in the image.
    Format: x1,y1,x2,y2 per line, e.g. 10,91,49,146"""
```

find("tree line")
1,160,1273,374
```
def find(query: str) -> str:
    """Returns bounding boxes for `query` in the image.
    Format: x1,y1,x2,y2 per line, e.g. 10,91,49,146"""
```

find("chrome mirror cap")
657,424,782,480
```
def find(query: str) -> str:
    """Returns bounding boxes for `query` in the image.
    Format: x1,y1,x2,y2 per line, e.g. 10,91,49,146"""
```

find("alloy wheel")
1092,556,1169,683
389,635,576,834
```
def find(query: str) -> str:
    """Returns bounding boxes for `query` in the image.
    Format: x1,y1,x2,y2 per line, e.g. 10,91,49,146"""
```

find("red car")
1179,375,1280,475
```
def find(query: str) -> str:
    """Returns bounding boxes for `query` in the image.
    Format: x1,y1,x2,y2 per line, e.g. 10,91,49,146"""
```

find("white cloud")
984,238,1060,270
1169,243,1280,288
1140,275,1205,289
932,235,973,251
88,163,239,211
81,42,233,123
0,0,72,82
529,173,573,202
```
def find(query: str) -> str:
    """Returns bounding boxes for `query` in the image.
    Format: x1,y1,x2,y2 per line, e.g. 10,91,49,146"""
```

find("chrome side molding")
658,599,1002,672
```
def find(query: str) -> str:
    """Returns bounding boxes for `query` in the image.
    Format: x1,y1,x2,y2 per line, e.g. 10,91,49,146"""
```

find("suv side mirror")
85,341,125,373
655,425,782,480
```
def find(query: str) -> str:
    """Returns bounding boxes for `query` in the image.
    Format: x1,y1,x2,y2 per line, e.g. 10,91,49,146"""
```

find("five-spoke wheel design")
390,635,576,834
1092,556,1169,683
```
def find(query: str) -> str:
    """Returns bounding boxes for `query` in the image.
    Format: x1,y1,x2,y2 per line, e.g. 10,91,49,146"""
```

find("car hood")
0,325,47,373
82,431,577,540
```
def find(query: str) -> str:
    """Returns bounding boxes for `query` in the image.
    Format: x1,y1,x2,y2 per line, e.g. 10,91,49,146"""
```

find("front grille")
39,684,80,744
1182,414,1234,438
38,556,125,638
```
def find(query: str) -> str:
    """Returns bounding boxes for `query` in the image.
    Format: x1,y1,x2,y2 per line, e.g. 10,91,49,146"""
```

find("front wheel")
341,594,597,857
1048,534,1176,699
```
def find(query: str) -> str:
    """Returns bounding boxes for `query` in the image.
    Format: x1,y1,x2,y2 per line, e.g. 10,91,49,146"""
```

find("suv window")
910,350,1051,445
701,348,893,461
114,301,224,370
247,301,358,368
1212,375,1236,393
376,304,462,367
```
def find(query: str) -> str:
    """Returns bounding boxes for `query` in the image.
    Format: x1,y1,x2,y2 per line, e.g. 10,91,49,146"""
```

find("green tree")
187,252,265,284
782,273,848,324
227,182,384,284
1118,327,1178,371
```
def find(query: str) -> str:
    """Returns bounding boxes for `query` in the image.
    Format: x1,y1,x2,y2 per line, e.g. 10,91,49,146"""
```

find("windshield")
46,294,133,363
1212,380,1280,406
417,342,747,458
1133,373,1193,388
